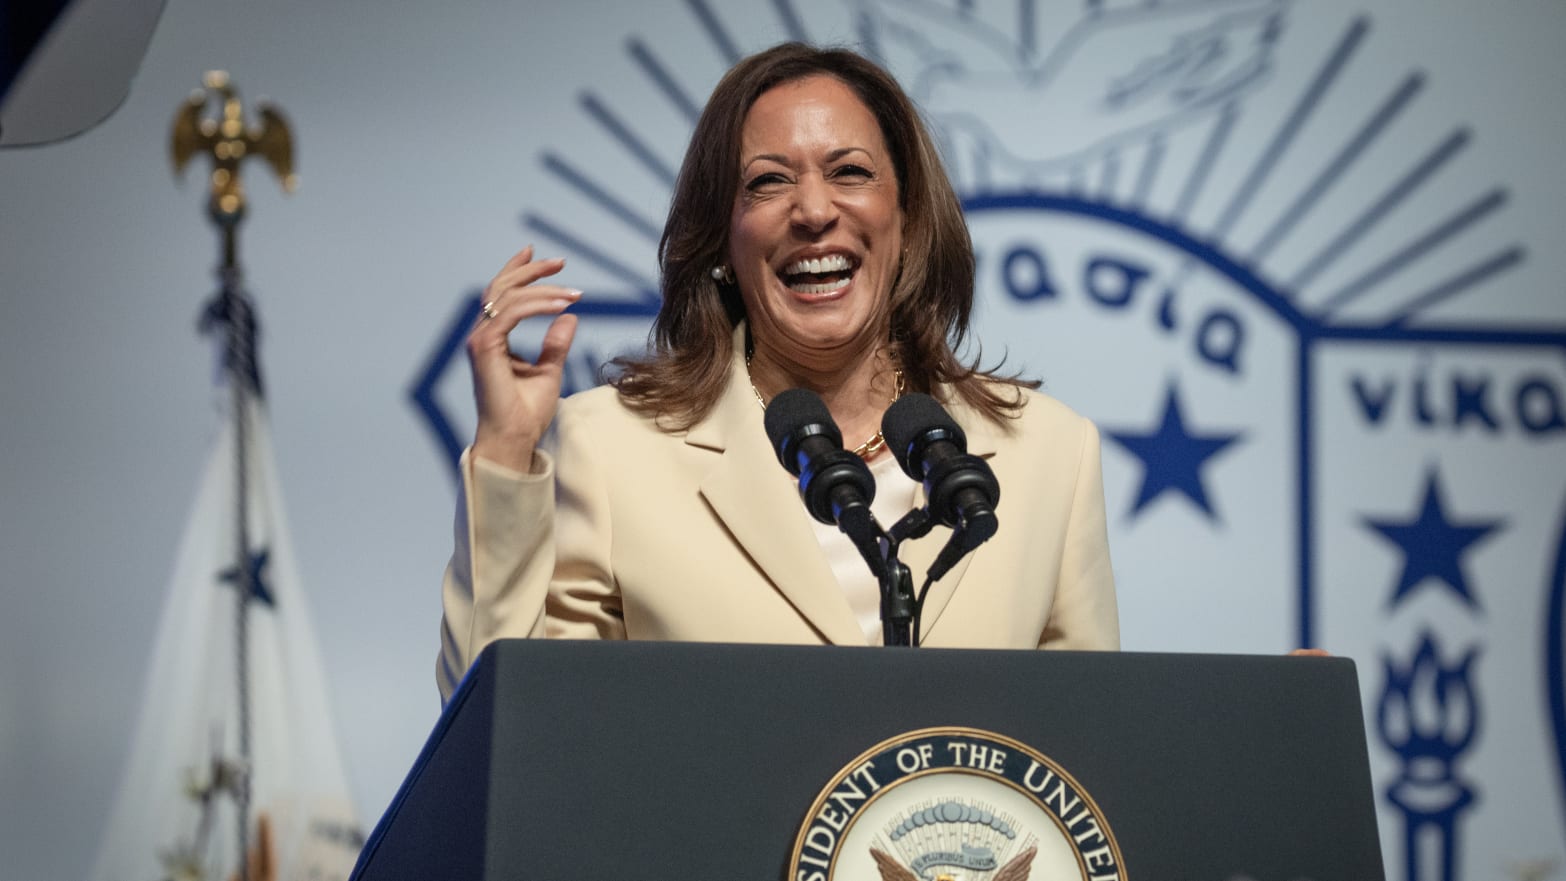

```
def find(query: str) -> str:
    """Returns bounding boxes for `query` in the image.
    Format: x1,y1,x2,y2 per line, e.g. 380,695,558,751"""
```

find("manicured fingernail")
565,288,584,298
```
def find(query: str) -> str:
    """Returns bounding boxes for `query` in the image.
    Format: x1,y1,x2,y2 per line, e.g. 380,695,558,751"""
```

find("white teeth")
784,254,852,275
788,276,852,295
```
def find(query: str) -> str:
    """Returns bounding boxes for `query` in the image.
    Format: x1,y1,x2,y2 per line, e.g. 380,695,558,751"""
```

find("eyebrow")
741,147,874,173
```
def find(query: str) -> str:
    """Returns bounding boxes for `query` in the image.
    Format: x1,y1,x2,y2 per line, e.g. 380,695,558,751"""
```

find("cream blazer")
438,343,1118,701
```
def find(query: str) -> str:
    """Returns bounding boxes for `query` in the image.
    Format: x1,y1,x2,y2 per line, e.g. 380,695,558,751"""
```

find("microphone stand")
838,506,939,647
826,505,903,645
858,507,988,648
876,518,922,647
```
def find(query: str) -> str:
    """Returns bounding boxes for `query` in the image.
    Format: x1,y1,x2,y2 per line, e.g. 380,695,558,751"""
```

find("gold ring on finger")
480,300,500,321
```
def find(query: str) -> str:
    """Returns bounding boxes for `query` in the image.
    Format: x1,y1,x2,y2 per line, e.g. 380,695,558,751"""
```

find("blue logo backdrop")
410,2,1566,874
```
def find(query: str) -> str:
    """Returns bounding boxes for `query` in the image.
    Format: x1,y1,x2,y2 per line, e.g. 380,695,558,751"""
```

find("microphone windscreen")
763,388,841,471
882,393,967,480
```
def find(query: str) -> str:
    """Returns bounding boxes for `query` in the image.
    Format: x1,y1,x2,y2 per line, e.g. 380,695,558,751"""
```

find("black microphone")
763,388,879,533
882,393,1000,549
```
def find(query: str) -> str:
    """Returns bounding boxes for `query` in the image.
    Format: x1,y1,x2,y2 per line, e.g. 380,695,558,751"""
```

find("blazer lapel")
688,331,865,646
890,392,1002,643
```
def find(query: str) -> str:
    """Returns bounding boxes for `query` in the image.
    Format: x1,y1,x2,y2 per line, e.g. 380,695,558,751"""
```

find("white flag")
91,399,363,881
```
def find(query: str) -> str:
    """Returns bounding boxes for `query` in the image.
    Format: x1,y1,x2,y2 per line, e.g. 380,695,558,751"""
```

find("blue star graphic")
1107,385,1244,522
219,547,276,609
1363,472,1503,610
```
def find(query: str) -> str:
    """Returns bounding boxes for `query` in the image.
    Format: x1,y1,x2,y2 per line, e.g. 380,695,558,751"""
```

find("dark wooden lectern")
352,640,1384,879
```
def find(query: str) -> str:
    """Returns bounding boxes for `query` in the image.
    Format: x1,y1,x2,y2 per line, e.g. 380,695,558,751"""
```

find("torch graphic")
1378,633,1480,881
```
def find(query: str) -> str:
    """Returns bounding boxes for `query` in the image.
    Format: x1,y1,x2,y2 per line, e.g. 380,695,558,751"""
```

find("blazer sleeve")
1038,417,1120,651
436,400,626,703
436,449,554,702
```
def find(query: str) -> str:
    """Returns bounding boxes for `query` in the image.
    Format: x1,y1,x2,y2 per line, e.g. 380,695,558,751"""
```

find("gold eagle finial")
170,70,297,220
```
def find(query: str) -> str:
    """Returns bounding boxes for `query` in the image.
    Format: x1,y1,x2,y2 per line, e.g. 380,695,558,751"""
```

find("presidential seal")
789,727,1124,881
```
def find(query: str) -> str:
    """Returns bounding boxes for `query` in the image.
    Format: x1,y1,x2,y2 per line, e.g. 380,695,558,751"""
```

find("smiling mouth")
779,253,857,295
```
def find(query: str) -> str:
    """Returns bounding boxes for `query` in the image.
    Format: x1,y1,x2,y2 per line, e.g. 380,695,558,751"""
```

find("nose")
790,173,837,233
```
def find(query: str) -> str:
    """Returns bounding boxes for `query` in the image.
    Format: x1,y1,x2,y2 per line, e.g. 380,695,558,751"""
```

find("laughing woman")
438,43,1118,702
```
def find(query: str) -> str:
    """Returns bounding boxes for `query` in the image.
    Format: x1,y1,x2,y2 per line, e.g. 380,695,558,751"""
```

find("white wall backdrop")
2,1,1563,879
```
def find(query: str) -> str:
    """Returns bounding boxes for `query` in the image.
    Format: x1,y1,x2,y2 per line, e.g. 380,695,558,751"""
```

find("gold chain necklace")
747,356,905,460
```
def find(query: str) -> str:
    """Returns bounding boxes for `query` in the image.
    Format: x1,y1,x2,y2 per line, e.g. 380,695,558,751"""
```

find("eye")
745,171,788,191
834,164,874,180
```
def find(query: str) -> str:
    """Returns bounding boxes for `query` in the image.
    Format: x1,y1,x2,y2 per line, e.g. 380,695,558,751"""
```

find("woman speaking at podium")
437,43,1118,702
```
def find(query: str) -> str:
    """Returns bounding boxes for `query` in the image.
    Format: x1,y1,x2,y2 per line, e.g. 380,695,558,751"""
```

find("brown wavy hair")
611,41,1035,428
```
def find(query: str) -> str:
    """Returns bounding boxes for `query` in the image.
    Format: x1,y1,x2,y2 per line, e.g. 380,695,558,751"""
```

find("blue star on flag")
1363,472,1503,610
1107,384,1244,522
219,547,276,609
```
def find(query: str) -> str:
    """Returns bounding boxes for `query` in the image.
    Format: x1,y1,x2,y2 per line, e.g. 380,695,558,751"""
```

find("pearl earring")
710,265,733,284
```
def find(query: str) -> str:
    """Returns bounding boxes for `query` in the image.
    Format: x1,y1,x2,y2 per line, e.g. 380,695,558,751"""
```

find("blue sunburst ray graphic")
540,152,664,245
1245,71,1424,268
687,0,744,64
1171,100,1238,222
578,92,679,186
627,38,705,123
769,0,812,43
1209,15,1366,243
1316,187,1505,316
522,213,661,298
1129,132,1164,208
1111,7,1526,333
1383,246,1527,329
1286,126,1468,294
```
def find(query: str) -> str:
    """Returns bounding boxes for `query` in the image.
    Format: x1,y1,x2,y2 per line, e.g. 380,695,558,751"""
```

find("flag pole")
171,71,296,881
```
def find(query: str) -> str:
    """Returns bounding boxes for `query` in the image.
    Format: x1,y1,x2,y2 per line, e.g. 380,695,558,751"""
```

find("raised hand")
467,245,581,472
